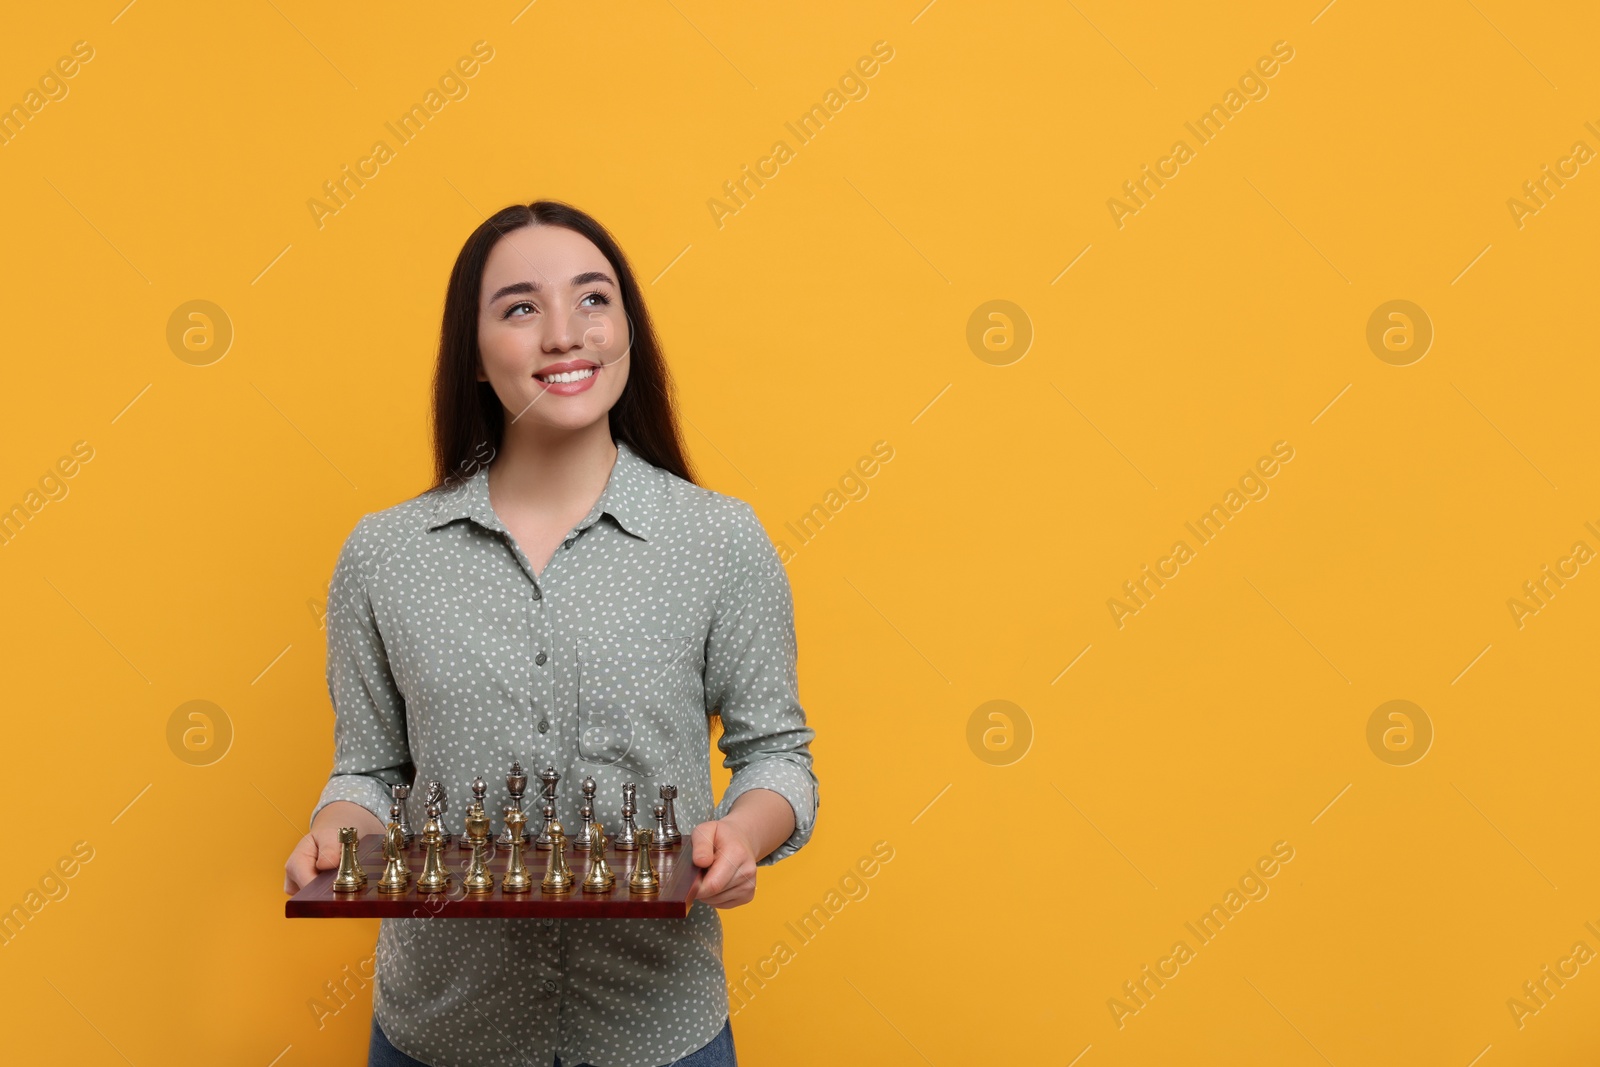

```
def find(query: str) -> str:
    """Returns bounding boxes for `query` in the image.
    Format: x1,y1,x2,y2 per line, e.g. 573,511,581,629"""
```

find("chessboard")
286,834,702,919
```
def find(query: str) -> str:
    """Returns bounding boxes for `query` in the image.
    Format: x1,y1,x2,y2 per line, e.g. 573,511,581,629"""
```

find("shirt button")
537,719,549,734
544,979,557,992
535,651,547,666
562,539,574,550
542,918,553,928
532,587,542,600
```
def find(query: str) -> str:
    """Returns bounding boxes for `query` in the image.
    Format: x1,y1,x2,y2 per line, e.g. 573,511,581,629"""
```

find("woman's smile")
533,358,601,395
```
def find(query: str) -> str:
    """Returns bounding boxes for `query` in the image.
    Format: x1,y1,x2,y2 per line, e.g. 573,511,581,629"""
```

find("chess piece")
417,800,451,893
650,800,671,853
573,777,598,852
498,761,528,847
540,821,574,893
614,783,640,852
502,806,532,893
659,784,681,846
581,821,615,893
424,780,452,846
535,801,558,851
378,801,412,894
332,827,367,892
463,788,494,894
628,829,659,894
461,776,490,849
535,768,561,849
392,783,414,845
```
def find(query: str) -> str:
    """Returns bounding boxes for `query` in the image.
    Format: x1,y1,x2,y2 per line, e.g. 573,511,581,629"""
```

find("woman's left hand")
690,819,760,908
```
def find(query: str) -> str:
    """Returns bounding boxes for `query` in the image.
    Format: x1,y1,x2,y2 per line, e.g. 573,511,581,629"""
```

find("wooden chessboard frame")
286,834,702,919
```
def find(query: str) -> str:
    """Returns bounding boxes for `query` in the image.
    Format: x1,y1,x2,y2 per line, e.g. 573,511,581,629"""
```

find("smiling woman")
284,201,817,1067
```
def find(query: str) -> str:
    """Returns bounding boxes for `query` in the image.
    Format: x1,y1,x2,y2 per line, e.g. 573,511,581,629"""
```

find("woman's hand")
284,800,387,894
690,819,761,908
690,788,797,909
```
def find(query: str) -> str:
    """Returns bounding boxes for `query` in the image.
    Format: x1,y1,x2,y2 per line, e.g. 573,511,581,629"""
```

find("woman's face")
476,224,630,435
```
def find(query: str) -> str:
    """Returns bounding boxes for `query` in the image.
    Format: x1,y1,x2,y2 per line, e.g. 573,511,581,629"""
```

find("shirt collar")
426,438,656,542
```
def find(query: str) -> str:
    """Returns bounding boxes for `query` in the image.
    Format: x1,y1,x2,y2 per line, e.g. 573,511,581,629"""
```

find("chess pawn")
417,801,451,893
659,784,681,846
541,821,574,894
498,761,528,847
650,800,671,853
581,822,615,893
614,783,640,852
462,776,489,849
628,829,660,894
332,827,368,892
501,807,532,893
378,803,412,894
392,783,414,845
463,794,494,894
535,801,558,851
573,777,597,852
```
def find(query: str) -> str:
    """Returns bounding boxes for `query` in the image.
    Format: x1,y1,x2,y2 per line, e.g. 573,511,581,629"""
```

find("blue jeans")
369,1014,737,1067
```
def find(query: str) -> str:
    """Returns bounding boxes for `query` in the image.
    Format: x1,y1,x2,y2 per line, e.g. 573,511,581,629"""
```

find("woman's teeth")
539,367,596,384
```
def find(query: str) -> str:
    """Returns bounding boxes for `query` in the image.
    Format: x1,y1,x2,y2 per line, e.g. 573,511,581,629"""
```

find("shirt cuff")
714,759,818,866
310,773,394,830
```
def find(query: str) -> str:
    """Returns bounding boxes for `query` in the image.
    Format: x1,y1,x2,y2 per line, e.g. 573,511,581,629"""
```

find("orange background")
3,1,1598,1063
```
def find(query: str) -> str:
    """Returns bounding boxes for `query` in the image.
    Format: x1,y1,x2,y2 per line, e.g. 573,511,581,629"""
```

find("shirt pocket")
575,626,703,778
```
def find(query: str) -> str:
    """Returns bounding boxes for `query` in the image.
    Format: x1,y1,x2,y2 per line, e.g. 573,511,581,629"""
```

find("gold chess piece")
377,802,412,894
332,827,368,893
629,829,660,895
502,806,532,893
541,821,574,894
417,800,452,894
581,821,615,893
463,787,494,894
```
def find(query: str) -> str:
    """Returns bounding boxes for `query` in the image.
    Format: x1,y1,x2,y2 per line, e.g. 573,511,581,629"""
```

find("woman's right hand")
284,800,387,893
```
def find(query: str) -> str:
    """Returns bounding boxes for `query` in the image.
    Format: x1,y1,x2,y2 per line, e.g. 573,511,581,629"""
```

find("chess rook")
659,784,681,846
332,827,367,893
614,783,640,852
535,768,561,850
392,782,414,845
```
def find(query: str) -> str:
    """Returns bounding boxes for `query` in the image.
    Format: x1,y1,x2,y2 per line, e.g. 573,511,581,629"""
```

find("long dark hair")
429,200,697,491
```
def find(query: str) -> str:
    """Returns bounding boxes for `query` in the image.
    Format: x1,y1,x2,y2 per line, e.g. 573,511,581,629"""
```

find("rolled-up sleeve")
704,500,818,865
309,516,414,828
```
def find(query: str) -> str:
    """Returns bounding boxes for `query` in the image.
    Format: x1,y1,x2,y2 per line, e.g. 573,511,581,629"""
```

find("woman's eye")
580,292,612,307
505,301,536,318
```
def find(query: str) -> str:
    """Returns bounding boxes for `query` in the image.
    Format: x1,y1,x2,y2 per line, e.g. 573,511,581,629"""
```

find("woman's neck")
486,421,618,525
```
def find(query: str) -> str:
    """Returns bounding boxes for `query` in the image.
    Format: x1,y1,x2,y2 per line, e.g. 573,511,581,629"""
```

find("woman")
283,200,818,1067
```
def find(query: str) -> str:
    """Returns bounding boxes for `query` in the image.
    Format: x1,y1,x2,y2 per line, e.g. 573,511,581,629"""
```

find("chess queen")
282,201,818,1067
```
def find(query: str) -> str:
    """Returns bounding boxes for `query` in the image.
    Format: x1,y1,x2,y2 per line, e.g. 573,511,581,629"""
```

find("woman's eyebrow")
488,272,617,304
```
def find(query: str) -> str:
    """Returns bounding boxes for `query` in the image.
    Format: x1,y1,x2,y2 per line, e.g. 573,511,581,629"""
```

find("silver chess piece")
535,801,558,851
391,782,414,846
498,761,528,847
535,767,561,849
424,779,451,846
573,776,597,852
659,784,681,846
614,782,640,852
650,799,670,853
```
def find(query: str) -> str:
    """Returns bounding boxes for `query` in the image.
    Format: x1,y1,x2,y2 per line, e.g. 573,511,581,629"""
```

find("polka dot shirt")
310,438,819,1067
